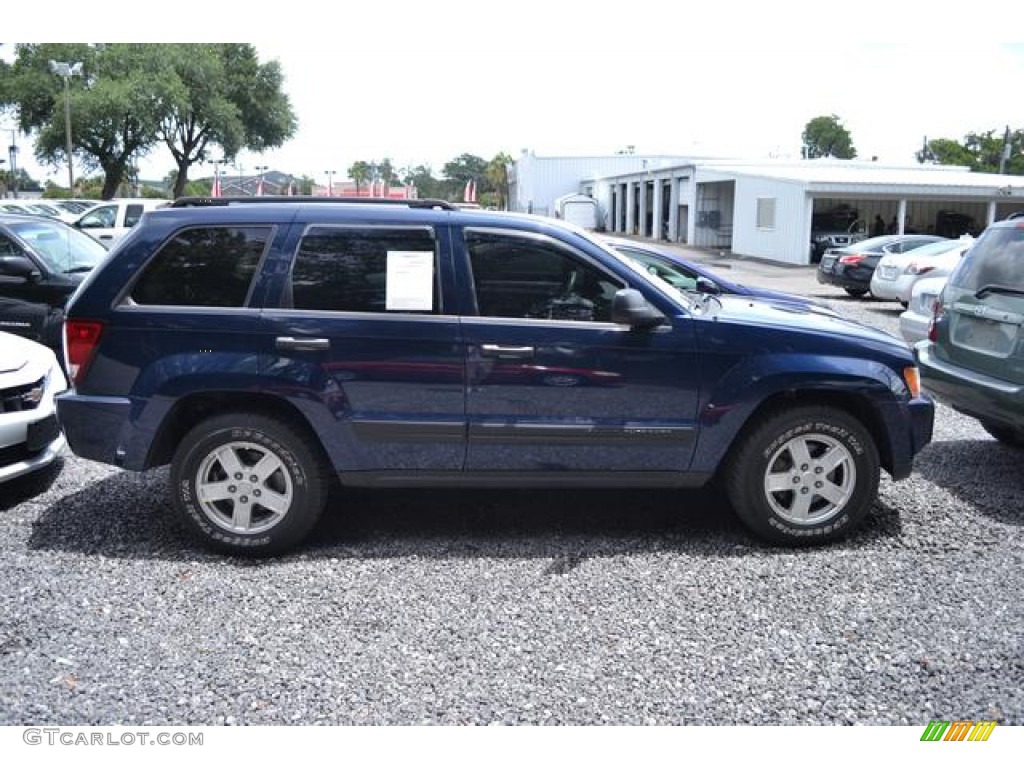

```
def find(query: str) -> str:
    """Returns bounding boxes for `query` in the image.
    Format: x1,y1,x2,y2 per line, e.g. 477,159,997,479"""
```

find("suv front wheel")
170,413,329,555
724,406,880,544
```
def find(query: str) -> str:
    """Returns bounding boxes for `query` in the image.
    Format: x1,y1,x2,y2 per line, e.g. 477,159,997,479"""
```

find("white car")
898,275,948,345
870,237,972,305
0,331,68,482
72,198,168,246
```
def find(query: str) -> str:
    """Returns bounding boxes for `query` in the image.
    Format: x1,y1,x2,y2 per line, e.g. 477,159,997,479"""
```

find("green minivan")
916,212,1024,446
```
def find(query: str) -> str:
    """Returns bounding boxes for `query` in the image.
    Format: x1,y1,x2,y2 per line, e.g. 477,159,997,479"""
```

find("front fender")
690,353,912,476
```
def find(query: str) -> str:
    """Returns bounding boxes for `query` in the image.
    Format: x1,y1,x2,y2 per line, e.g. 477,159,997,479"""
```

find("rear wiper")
975,284,1024,299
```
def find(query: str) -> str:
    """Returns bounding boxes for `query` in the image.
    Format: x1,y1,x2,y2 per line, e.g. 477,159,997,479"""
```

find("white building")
511,154,1024,265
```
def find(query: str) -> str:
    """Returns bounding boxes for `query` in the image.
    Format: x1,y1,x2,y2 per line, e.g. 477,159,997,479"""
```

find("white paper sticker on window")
385,250,434,311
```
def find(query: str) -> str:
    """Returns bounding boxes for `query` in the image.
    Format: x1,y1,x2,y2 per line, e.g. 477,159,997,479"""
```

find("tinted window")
132,226,270,307
951,226,1024,291
466,230,623,322
289,226,438,313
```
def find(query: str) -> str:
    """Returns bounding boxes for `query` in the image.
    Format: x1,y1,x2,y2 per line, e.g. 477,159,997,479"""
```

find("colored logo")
920,720,997,742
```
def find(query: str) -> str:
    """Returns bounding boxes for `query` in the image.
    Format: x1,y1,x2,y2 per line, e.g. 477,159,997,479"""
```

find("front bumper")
0,363,68,483
916,341,1024,429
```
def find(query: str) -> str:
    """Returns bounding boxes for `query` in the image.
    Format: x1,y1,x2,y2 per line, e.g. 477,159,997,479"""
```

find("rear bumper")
816,267,872,291
56,392,135,468
899,311,931,346
916,342,1024,429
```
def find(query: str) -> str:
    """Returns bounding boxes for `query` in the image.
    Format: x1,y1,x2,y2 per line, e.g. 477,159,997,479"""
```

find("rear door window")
287,226,439,313
130,226,272,307
124,204,146,228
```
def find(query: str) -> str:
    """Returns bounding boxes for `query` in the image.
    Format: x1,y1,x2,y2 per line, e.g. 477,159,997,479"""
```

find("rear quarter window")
130,226,272,307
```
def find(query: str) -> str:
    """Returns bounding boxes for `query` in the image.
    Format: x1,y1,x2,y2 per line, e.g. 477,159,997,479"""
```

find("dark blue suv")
56,198,934,554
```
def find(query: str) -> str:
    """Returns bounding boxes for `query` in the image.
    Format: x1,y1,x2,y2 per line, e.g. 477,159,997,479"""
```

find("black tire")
844,287,869,298
980,419,1024,448
170,412,329,555
723,406,880,545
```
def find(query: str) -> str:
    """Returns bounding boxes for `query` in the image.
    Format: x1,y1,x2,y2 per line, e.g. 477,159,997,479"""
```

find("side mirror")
695,276,721,295
0,255,42,282
612,288,665,329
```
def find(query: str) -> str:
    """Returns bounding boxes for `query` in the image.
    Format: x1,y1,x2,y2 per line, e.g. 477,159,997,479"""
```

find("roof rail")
1005,210,1024,221
170,195,456,211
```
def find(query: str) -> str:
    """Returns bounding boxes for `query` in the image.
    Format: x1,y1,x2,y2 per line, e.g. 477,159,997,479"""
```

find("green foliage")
442,153,489,198
801,115,857,159
919,128,1024,174
1,43,297,200
158,44,297,197
486,152,513,210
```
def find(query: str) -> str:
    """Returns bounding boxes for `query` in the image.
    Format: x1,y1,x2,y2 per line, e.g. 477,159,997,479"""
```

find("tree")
485,152,513,210
2,44,176,199
918,128,1024,174
401,164,442,199
156,44,297,199
442,153,488,200
801,115,857,159
348,161,372,195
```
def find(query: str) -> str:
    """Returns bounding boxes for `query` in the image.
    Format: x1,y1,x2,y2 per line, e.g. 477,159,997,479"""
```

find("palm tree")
486,152,513,210
349,161,371,196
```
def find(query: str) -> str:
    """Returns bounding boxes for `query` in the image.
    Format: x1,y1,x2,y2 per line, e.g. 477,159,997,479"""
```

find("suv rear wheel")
724,406,879,544
170,413,329,555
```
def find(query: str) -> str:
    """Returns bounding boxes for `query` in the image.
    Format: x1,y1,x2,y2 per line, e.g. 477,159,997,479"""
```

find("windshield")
8,218,109,273
950,226,1024,291
585,236,696,310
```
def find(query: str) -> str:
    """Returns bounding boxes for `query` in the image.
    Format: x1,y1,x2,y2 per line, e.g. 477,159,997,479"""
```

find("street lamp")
210,157,226,197
49,60,82,194
325,170,335,197
255,164,268,196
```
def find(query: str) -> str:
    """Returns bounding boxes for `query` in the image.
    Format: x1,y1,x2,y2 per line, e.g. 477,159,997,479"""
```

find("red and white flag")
463,179,477,203
211,174,221,198
256,177,265,197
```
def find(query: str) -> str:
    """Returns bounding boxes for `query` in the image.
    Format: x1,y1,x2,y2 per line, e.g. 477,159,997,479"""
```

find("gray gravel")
1,271,1021,725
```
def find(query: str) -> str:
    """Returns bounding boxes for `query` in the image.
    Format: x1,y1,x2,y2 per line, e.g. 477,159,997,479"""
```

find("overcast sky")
4,3,1024,186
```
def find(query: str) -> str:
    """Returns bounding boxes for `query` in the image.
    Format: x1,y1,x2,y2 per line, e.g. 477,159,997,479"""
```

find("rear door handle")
275,336,330,351
480,344,534,359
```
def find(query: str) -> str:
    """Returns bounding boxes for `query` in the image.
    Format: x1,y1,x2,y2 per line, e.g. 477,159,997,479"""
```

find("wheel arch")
146,391,329,471
717,389,895,480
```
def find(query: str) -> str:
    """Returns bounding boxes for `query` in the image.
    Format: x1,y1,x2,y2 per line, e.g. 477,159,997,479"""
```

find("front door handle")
480,344,534,359
276,336,330,352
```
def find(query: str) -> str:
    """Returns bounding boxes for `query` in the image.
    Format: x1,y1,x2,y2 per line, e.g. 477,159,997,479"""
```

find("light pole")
255,164,268,196
210,157,226,196
325,170,335,197
49,60,82,194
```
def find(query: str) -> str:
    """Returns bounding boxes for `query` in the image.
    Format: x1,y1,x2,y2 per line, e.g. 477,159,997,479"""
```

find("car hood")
0,332,53,375
701,294,904,348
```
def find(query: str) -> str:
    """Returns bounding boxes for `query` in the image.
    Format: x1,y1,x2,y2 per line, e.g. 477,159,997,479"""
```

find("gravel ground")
1,275,1021,726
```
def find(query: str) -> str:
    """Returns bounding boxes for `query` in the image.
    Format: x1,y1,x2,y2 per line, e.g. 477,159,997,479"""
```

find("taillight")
927,299,944,343
838,254,865,265
906,262,934,275
64,320,104,385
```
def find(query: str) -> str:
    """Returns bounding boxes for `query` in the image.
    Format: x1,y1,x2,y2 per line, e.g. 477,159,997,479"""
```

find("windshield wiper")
64,266,95,274
975,284,1024,299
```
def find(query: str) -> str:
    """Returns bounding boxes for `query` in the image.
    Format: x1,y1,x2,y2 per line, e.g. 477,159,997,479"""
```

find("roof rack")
170,195,456,211
1005,211,1024,221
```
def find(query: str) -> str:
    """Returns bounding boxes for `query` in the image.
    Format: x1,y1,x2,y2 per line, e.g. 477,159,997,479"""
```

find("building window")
756,198,776,230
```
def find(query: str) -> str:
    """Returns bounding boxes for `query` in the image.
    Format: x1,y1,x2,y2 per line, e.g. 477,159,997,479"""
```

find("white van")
73,198,169,246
